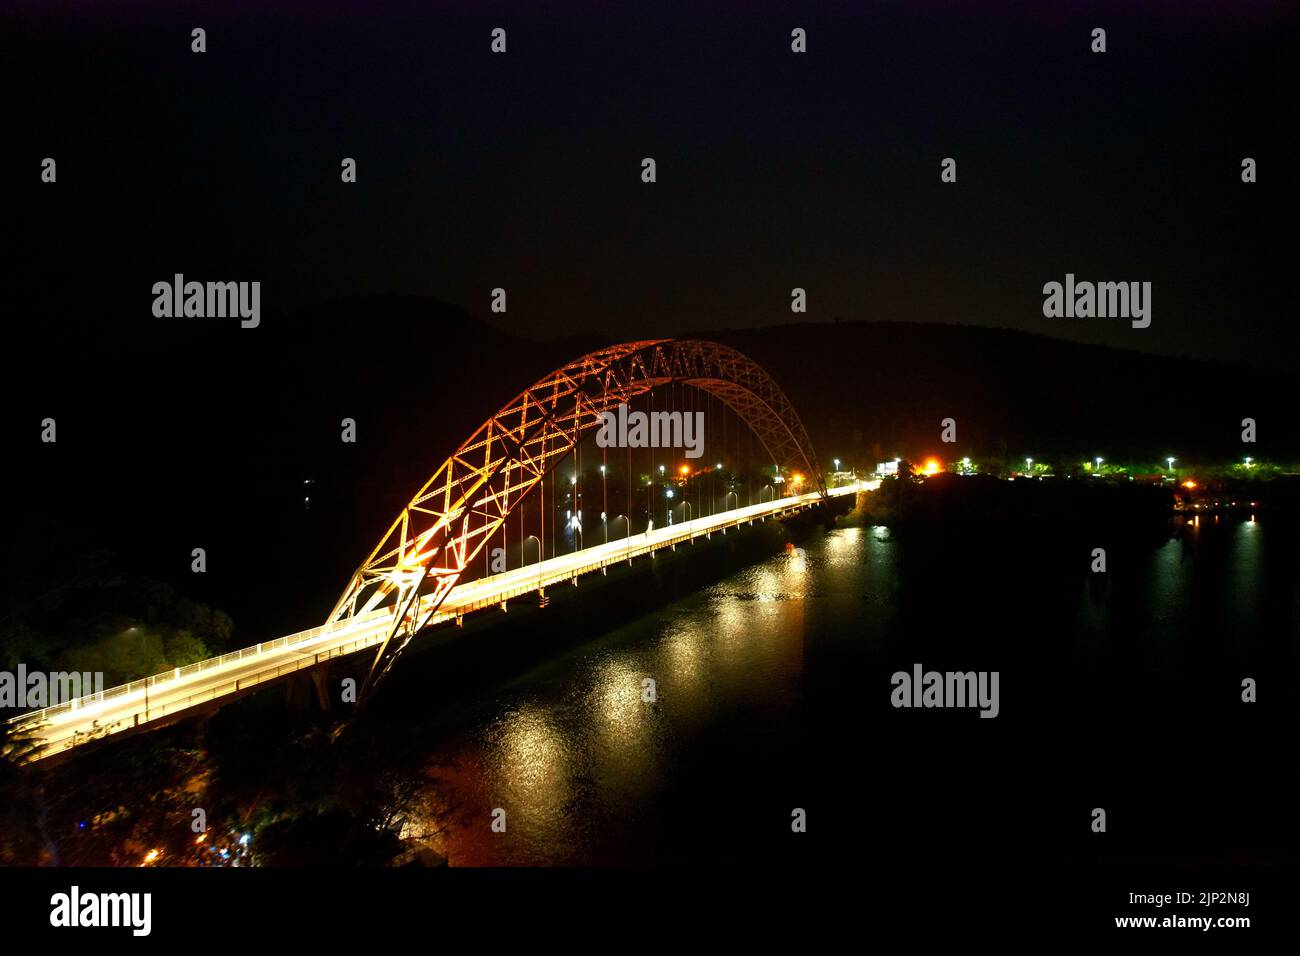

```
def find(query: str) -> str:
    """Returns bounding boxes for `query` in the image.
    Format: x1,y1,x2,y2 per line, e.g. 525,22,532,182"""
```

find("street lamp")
524,534,541,585
600,463,607,525
1244,457,1253,468
833,458,840,472
1166,457,1175,473
1094,457,1103,475
1025,457,1033,474
614,513,631,562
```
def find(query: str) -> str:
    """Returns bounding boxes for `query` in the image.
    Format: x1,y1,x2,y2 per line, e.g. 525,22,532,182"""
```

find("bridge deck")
8,482,868,761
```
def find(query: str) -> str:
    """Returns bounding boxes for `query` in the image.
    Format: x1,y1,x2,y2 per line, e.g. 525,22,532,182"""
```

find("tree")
0,720,48,865
163,630,210,668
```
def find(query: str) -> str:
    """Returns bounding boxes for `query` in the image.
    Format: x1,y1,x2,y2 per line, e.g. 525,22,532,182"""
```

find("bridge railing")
4,608,392,732
7,483,864,748
428,492,826,619
25,629,398,759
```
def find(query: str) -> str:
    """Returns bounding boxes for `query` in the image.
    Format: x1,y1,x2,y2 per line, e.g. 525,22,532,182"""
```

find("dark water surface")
357,515,1299,866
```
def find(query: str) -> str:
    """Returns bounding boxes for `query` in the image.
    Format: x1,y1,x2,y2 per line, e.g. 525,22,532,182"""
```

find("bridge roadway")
10,482,868,761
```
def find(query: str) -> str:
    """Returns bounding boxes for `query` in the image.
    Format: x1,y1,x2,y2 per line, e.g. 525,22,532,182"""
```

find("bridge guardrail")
9,483,862,752
4,609,392,732
33,631,393,758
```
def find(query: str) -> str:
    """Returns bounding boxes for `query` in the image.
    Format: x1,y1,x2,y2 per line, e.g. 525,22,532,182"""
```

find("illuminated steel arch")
329,338,823,696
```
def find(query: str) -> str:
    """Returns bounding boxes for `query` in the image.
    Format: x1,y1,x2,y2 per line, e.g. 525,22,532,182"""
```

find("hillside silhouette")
7,297,1292,637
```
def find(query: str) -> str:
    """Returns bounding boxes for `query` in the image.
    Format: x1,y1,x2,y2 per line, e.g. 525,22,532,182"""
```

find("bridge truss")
327,338,823,698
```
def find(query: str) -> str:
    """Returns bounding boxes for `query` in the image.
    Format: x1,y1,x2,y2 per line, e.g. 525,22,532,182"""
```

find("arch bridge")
8,338,854,760
329,338,826,697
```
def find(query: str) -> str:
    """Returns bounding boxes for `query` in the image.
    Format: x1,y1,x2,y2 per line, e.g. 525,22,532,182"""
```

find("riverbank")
837,473,1177,527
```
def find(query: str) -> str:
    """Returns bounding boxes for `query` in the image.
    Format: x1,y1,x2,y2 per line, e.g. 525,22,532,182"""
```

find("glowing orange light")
195,833,207,844
143,849,160,865
1182,480,1197,490
921,458,942,476
679,465,690,476
792,472,804,484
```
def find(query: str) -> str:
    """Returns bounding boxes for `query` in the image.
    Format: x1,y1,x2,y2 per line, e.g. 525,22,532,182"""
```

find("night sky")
3,2,1300,896
8,1,1297,368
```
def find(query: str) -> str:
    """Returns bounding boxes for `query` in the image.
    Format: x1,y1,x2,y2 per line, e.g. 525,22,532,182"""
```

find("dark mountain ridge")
6,297,1291,639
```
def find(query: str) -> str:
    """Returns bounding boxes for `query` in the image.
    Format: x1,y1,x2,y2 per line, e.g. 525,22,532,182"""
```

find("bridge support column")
310,668,332,712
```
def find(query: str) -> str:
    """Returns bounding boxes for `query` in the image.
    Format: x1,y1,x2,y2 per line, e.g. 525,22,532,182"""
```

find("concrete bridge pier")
285,664,335,713
310,665,332,712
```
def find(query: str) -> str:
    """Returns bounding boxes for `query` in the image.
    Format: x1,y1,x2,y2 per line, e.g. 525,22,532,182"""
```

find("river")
356,513,1298,866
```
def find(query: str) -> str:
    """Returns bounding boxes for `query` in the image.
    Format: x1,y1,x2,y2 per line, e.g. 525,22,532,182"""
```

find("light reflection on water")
403,517,1288,866
413,536,842,865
